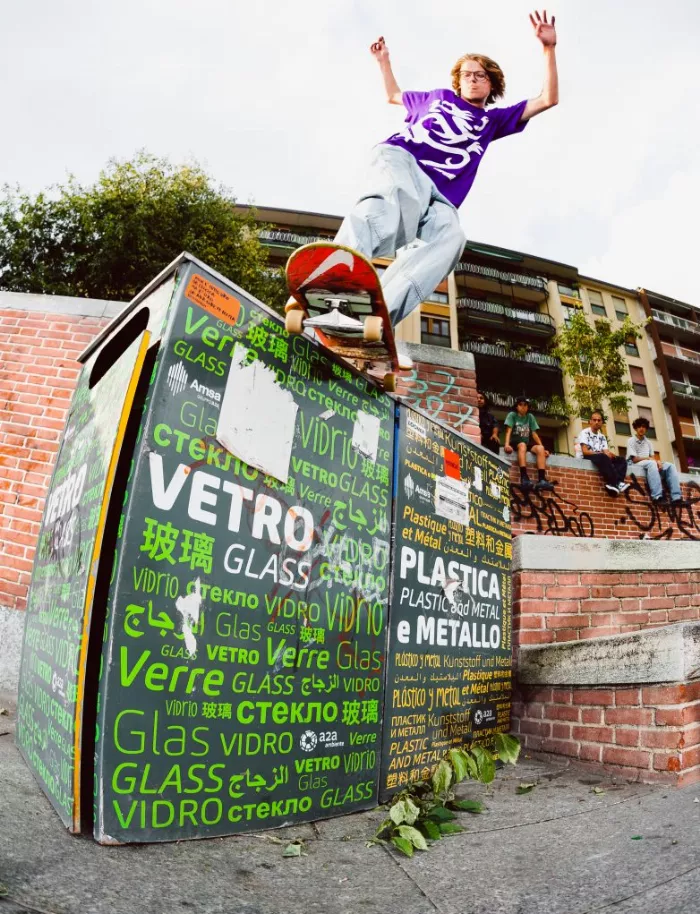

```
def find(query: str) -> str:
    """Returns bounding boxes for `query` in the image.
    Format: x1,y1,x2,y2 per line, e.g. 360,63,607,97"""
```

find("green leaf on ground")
420,819,442,840
517,783,537,795
390,800,408,826
471,746,496,784
392,836,414,857
397,825,429,851
426,805,457,822
432,759,453,795
283,841,305,857
448,748,469,782
591,787,606,795
494,733,521,765
450,799,484,813
404,796,420,825
439,823,464,835
631,835,644,841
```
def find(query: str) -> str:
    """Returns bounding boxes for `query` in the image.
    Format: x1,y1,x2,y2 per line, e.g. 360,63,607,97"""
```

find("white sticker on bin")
216,344,298,484
351,410,381,462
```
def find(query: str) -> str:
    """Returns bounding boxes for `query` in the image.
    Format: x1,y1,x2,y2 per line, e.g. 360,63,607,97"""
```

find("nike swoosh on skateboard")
300,250,355,288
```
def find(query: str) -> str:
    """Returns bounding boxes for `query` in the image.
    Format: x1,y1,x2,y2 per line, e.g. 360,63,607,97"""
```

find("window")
425,291,449,304
420,317,451,348
618,445,627,458
561,304,577,325
615,421,631,435
636,406,656,439
587,289,607,318
613,296,628,322
558,283,579,299
630,366,648,397
625,337,640,357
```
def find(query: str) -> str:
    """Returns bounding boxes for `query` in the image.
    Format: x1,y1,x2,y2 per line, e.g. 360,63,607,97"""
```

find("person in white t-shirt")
627,417,684,504
579,410,629,496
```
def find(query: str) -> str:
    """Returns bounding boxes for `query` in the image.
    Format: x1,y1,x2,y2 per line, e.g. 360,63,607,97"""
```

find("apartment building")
236,204,679,463
639,290,700,474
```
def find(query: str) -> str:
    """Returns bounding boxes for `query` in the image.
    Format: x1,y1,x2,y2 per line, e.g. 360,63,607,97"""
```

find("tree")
0,152,287,311
550,309,649,418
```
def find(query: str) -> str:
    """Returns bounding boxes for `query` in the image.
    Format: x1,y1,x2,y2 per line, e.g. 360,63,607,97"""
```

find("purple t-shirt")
383,88,528,208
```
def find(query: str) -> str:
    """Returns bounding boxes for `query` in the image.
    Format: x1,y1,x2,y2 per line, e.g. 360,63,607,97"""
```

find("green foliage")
373,735,521,856
550,310,649,417
0,151,287,312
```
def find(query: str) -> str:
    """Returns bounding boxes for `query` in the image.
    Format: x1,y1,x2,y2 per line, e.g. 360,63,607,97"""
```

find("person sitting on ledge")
477,391,500,455
579,409,629,496
503,396,553,491
627,417,684,505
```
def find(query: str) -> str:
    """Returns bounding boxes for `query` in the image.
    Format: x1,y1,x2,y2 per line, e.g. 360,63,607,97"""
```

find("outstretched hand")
529,10,557,47
370,36,390,63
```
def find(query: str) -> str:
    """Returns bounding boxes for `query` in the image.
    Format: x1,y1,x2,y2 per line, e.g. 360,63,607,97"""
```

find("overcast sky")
1,0,698,303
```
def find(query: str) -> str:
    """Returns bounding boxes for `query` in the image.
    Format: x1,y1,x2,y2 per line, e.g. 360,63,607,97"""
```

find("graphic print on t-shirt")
397,99,488,181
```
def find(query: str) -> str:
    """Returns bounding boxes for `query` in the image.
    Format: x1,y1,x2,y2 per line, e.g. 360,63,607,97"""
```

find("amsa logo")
403,473,432,505
166,361,188,396
166,362,221,404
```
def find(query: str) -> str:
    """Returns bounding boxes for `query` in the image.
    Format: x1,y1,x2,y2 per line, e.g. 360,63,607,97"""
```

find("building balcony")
481,390,568,423
657,340,700,375
257,229,332,249
666,380,700,409
652,309,700,345
455,261,548,303
460,338,561,370
457,298,556,338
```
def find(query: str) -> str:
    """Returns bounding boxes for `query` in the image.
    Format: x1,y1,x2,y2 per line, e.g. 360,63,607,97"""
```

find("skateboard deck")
285,242,400,391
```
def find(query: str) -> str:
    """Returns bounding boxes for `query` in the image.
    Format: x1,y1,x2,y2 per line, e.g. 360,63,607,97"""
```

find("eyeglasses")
460,70,489,82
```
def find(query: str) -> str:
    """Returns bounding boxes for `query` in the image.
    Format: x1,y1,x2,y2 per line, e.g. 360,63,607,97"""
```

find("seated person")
579,410,629,495
627,417,684,504
503,397,553,491
477,391,500,454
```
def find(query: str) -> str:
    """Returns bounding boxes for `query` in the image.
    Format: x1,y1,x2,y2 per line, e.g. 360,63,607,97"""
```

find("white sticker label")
490,480,501,500
352,411,381,462
434,476,470,527
473,466,483,491
406,415,427,440
216,345,298,484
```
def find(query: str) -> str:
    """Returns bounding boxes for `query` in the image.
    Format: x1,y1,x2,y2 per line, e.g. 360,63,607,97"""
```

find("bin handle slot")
88,307,150,389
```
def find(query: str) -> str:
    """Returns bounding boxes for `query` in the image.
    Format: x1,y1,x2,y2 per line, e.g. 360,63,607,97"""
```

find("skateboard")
285,242,400,392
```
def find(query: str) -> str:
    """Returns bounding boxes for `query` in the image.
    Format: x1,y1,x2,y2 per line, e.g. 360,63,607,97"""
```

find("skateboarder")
302,10,558,347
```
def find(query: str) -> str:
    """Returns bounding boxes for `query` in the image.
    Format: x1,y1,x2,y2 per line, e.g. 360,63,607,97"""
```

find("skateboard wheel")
363,315,383,343
383,373,397,393
285,310,305,334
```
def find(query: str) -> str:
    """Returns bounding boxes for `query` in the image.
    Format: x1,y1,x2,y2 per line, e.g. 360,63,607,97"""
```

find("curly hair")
450,54,505,106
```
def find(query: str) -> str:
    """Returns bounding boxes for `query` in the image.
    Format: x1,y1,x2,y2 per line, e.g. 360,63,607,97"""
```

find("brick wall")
512,683,700,786
395,342,480,445
0,303,113,612
514,569,700,647
509,456,700,541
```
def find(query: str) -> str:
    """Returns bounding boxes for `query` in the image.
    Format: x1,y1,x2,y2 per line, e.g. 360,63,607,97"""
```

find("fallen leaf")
631,835,643,841
517,783,537,795
0,708,8,716
283,843,302,857
591,787,606,795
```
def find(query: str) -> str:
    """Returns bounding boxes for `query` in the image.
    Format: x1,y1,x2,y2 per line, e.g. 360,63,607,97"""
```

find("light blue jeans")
334,144,466,326
638,460,682,500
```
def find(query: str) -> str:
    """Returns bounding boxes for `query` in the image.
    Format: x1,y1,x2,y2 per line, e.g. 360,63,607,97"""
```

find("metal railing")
460,338,560,368
670,380,700,402
457,297,555,328
652,309,700,336
660,341,700,366
455,261,548,292
481,390,566,417
258,229,332,247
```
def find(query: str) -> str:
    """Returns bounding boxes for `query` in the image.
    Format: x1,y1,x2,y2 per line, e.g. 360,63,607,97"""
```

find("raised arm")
521,10,558,122
370,37,403,105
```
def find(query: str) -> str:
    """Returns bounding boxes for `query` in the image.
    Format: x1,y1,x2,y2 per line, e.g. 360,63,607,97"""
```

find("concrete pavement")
0,706,698,914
